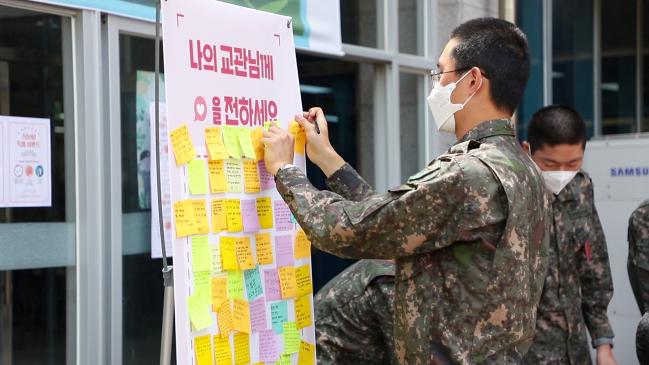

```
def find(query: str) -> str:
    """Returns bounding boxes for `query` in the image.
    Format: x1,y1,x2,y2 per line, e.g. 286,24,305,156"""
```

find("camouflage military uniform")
628,199,649,314
522,172,615,365
274,119,550,365
314,259,396,365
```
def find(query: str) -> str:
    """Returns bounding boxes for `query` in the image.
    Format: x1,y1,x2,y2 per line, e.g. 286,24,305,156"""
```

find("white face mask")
541,170,578,195
426,70,480,133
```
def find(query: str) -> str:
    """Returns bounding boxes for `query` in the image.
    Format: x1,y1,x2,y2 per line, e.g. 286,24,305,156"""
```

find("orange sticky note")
235,237,255,270
256,197,273,229
294,229,311,259
289,120,306,155
255,233,273,265
243,160,261,193
297,340,316,365
211,277,228,311
194,335,214,365
208,160,227,193
233,298,251,334
173,199,195,238
192,199,210,234
225,199,243,233
295,295,313,330
233,332,251,365
278,266,298,299
212,199,227,232
250,127,264,162
170,124,196,165
295,264,313,298
213,335,232,365
205,126,230,160
220,236,238,271
216,301,234,337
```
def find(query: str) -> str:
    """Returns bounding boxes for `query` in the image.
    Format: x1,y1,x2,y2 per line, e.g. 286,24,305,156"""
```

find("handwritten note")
241,199,261,233
211,199,227,232
194,335,214,365
208,160,227,193
258,329,279,363
225,199,243,233
295,264,314,298
227,270,244,299
211,242,223,274
213,335,232,364
233,298,251,334
264,268,282,301
282,322,300,354
173,200,195,237
294,229,311,259
225,159,243,193
256,197,273,229
170,124,195,165
278,266,297,299
222,125,242,159
236,127,256,159
244,266,263,301
211,277,228,310
192,236,211,272
205,126,229,160
188,159,208,195
194,270,211,300
289,120,306,155
216,301,234,337
220,236,238,271
250,127,264,162
233,332,250,365
255,233,273,265
274,200,293,231
258,161,275,191
274,235,294,268
270,301,288,334
192,199,211,234
235,237,255,270
297,340,316,365
187,294,213,331
243,160,261,193
295,294,312,330
249,297,268,332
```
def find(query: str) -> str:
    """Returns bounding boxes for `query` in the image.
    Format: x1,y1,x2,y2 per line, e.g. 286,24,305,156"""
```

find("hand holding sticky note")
289,120,306,155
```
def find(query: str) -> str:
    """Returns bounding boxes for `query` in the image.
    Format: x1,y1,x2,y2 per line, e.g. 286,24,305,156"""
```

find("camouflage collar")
554,170,584,202
457,119,515,144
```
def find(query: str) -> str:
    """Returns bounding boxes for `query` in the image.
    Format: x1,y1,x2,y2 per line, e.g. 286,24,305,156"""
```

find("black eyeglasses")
430,67,488,88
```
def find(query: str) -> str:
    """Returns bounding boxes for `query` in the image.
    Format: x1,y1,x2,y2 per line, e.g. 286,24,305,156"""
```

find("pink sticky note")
241,199,261,233
259,329,280,363
274,235,294,267
273,201,293,231
264,269,282,301
250,297,268,332
259,161,275,191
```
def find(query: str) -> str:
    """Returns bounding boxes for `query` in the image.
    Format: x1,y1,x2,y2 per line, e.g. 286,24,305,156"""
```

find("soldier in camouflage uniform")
521,106,617,365
628,199,649,314
263,18,550,364
314,259,396,365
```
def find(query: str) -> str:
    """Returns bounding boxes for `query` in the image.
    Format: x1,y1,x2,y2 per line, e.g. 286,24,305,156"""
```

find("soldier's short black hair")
450,18,530,114
526,105,587,153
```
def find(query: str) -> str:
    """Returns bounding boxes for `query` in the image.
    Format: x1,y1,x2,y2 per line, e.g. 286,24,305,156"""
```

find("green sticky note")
236,127,256,159
282,321,300,354
227,270,245,299
194,270,211,300
222,126,242,159
187,159,208,195
275,354,291,365
191,236,211,273
187,293,213,331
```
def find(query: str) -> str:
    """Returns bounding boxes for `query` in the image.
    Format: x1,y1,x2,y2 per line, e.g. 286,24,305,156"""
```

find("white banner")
0,116,51,208
162,0,316,364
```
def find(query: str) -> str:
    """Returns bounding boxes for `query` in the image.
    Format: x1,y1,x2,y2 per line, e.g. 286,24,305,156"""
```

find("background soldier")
263,18,550,364
314,259,396,365
521,106,617,365
628,199,649,315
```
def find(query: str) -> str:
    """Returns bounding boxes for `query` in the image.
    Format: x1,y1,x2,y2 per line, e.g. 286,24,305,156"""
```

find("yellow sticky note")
255,233,273,265
294,229,311,259
282,322,300,354
250,127,264,161
188,159,208,195
235,237,255,270
243,160,261,193
192,199,211,234
170,124,196,165
289,120,306,155
216,301,234,337
222,126,242,159
194,335,214,365
187,294,213,331
225,199,243,233
295,265,313,298
208,160,227,193
227,270,245,299
211,277,228,311
297,340,316,365
278,266,298,299
212,199,228,232
232,298,251,334
256,197,273,229
205,126,230,160
173,199,195,238
295,295,313,330
213,335,232,365
234,332,251,365
225,159,243,193
192,236,211,272
236,127,256,159
220,236,238,271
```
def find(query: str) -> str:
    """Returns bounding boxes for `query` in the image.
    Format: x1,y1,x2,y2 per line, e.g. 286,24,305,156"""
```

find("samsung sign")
610,166,649,177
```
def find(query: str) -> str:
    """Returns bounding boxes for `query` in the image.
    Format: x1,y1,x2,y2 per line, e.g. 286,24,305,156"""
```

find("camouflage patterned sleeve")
579,180,615,345
325,163,376,202
274,160,466,259
628,201,649,314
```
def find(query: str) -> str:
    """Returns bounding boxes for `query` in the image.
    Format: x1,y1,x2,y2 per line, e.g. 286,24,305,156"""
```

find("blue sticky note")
270,301,289,334
244,266,264,301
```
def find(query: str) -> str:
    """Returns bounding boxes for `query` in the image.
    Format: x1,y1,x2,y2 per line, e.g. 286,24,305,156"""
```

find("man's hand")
262,125,295,175
596,344,617,365
295,107,345,177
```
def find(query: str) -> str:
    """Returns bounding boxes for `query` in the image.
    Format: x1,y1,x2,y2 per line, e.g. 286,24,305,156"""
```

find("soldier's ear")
521,141,531,156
